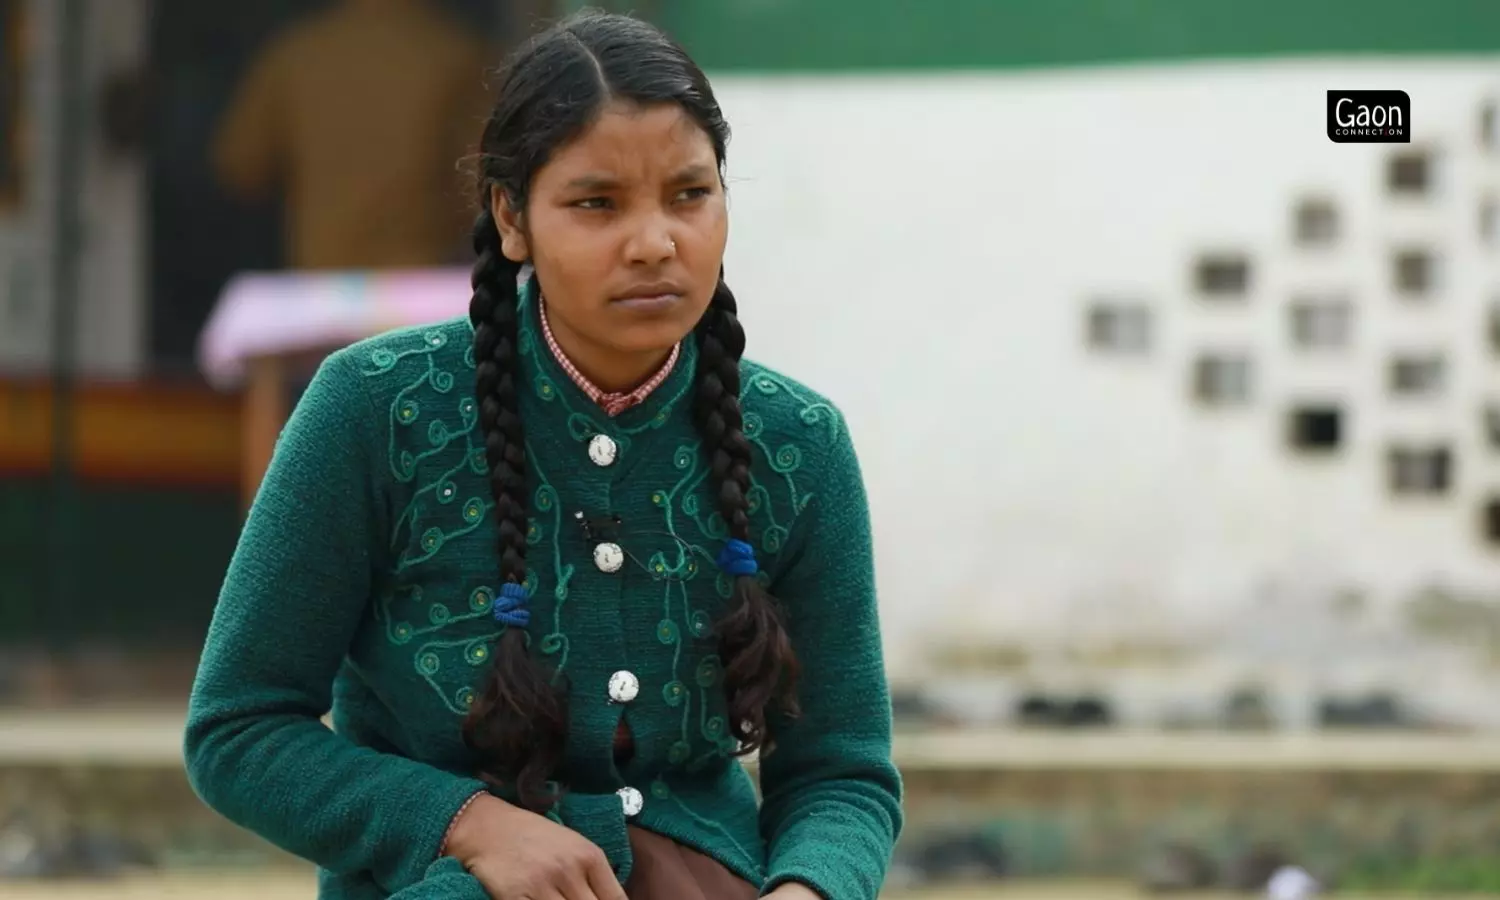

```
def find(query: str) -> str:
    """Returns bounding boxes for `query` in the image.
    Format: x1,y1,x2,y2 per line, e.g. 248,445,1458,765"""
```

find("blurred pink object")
198,267,472,389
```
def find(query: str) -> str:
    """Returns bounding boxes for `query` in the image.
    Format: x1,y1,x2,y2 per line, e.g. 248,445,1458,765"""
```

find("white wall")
711,59,1500,677
0,0,59,372
0,0,145,377
76,0,147,376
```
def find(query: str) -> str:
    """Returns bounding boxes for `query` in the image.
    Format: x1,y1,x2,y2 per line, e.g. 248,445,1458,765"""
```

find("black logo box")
1327,90,1411,143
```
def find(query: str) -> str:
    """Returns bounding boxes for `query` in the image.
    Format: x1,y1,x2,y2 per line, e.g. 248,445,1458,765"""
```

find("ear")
490,185,530,263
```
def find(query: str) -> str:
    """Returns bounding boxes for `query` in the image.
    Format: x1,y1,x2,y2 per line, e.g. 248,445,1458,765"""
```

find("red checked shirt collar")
538,297,680,418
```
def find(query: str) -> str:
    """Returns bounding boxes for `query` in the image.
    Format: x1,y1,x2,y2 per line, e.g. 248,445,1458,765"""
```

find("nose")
624,213,678,265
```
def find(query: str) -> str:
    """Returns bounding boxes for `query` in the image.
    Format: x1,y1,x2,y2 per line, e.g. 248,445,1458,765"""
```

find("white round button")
594,542,624,573
617,786,644,817
608,670,640,704
588,434,618,467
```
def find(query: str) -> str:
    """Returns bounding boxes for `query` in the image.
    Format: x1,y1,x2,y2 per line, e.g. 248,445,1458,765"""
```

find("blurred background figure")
211,0,490,271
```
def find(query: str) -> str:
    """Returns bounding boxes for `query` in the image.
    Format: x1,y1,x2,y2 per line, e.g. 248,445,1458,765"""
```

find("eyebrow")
564,175,620,192
667,163,716,185
563,164,717,193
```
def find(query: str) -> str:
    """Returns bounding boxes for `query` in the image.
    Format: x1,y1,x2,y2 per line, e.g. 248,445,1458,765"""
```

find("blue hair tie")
716,538,759,577
493,582,531,627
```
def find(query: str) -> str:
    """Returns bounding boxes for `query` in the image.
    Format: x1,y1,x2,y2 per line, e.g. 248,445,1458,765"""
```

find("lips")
612,282,685,302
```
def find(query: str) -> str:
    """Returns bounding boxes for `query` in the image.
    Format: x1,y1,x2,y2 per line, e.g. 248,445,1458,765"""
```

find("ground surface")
4,711,1494,899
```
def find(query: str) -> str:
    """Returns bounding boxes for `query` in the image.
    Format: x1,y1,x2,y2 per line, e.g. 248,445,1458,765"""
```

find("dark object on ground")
1016,692,1116,728
891,828,1008,884
1141,842,1218,893
1064,694,1114,728
1223,842,1291,890
1223,686,1276,730
890,686,936,725
0,821,157,881
1016,693,1062,726
1318,691,1405,728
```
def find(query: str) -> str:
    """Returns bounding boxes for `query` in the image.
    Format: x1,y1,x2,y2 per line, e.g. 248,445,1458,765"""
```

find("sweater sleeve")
183,350,491,893
757,418,904,900
386,857,488,899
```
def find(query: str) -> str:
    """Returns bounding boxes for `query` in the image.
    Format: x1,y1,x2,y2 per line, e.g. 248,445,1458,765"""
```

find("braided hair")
692,277,801,744
460,11,799,813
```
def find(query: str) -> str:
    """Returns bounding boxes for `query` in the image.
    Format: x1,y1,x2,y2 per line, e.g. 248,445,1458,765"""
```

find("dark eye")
676,187,712,202
574,197,612,210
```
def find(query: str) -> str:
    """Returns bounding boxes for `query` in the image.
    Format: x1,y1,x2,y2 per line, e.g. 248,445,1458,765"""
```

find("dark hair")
461,9,800,812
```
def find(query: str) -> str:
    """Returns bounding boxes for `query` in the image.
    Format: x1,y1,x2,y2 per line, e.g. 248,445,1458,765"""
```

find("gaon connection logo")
1327,90,1411,143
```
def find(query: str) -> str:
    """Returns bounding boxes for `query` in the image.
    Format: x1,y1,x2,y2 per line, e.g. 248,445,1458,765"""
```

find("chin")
606,318,696,357
604,303,706,354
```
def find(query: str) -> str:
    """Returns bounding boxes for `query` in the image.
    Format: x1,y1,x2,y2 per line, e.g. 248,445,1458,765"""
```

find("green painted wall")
0,479,238,650
657,0,1500,72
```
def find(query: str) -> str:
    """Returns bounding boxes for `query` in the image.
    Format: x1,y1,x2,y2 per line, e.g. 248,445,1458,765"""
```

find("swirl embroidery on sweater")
653,367,843,765
362,326,514,709
367,331,485,553
371,336,469,485
743,370,839,520
410,634,497,715
526,442,574,679
376,584,497,646
361,322,848,742
648,446,718,761
648,393,821,766
369,582,501,713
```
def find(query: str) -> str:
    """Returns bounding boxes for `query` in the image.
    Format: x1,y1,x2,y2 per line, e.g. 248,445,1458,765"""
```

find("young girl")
184,11,902,900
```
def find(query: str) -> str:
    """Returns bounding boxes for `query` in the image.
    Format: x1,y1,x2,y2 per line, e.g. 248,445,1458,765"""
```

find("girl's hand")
444,794,627,900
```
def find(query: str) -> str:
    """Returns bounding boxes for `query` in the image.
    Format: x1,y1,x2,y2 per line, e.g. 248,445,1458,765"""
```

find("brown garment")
624,826,759,900
211,0,492,270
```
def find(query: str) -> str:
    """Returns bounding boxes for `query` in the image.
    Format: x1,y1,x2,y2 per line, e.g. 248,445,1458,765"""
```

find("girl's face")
492,101,728,381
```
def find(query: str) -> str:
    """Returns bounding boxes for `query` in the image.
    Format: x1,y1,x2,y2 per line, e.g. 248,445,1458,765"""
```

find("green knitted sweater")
183,289,903,900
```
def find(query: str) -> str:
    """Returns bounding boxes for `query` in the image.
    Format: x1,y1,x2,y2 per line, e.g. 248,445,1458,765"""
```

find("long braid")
694,274,802,755
461,208,568,812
